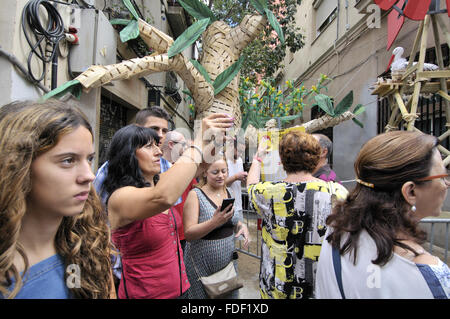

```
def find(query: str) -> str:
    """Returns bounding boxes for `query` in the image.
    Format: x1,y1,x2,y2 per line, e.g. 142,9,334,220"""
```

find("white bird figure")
386,47,439,73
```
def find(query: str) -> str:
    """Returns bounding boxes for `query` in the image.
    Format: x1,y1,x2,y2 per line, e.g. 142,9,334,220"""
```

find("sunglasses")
416,171,450,184
173,141,187,148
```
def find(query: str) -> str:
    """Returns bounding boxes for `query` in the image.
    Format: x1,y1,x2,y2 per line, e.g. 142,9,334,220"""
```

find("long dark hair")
102,124,160,203
326,131,438,266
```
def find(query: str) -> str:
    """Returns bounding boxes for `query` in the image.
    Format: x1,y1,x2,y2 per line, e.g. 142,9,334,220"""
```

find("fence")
237,192,450,265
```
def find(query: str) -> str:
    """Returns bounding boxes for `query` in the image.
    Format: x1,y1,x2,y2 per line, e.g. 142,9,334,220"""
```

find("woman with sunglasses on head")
316,131,450,299
0,100,115,299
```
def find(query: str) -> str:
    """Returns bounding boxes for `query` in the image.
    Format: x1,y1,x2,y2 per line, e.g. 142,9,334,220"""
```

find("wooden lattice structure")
74,15,266,130
372,14,450,165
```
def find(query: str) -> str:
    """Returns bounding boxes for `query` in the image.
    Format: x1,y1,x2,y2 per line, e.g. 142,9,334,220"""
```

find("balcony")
167,1,192,38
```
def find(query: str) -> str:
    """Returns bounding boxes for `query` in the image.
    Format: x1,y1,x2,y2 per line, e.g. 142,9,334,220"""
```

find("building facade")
0,0,194,169
281,0,450,207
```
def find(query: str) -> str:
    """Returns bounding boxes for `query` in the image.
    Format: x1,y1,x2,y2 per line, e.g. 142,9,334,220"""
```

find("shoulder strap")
332,246,346,299
170,208,183,297
120,257,129,299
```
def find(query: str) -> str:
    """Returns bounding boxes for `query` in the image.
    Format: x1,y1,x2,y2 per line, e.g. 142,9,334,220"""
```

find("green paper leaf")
352,103,365,116
280,113,302,122
190,59,212,84
249,0,267,15
120,20,140,43
110,18,131,25
182,89,193,99
178,0,217,23
314,94,335,116
213,55,245,95
334,90,353,116
352,118,364,128
40,79,82,101
122,0,140,20
240,110,251,130
168,18,210,58
265,9,285,45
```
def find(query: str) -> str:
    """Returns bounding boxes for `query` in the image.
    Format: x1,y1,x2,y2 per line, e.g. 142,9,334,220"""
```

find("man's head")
161,130,187,163
135,106,170,146
313,133,332,164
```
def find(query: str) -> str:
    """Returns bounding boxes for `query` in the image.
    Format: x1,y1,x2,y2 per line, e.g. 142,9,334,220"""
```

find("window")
313,0,338,38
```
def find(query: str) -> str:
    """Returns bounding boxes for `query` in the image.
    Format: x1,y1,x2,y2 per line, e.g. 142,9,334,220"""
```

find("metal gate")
98,94,128,168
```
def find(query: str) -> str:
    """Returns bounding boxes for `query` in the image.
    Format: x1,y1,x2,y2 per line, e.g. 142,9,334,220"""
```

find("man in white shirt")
225,137,247,218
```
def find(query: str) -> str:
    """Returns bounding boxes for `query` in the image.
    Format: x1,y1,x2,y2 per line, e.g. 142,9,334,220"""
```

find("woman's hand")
210,203,234,228
235,222,250,249
193,113,234,165
256,136,270,159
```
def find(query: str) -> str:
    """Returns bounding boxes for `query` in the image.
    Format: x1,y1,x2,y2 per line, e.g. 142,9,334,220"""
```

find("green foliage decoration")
168,18,210,58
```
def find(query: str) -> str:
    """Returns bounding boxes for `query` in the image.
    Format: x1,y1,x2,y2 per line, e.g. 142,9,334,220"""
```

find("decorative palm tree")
44,0,286,128
43,0,364,134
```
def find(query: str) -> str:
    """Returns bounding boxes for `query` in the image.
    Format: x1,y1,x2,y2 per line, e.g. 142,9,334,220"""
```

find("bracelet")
189,145,204,162
253,155,262,163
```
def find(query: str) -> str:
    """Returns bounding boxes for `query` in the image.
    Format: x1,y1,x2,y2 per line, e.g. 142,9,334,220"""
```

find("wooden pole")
431,15,450,130
407,15,431,131
435,15,450,49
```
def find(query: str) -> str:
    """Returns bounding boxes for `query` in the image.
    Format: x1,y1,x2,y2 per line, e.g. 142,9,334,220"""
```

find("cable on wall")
21,0,65,87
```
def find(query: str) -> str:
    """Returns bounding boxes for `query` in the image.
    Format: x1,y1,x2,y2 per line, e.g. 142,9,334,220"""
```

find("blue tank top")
1,254,71,299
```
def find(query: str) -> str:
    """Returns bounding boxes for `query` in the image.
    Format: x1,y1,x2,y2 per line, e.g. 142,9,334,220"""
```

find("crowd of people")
0,99,448,299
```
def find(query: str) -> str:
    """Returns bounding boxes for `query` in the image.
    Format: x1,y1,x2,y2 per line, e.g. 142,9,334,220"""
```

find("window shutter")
315,0,337,31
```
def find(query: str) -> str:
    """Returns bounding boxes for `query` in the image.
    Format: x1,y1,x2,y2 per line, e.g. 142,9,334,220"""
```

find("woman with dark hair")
246,130,348,299
316,131,450,299
103,114,233,299
0,99,114,299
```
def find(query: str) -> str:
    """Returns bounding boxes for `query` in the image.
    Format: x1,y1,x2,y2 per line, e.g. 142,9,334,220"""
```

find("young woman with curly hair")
246,130,348,299
0,99,115,299
316,131,450,299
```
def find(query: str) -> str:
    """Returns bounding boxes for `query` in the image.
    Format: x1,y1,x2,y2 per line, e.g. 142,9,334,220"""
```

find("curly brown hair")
0,100,113,298
279,131,321,173
326,131,438,266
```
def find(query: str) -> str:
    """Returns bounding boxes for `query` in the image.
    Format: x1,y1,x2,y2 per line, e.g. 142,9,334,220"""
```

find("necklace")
203,186,224,198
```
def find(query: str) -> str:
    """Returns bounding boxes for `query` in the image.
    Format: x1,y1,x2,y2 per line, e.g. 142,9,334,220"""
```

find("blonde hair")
0,100,113,298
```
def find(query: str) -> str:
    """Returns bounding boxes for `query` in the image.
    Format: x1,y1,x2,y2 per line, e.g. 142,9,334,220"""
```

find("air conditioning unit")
69,9,116,74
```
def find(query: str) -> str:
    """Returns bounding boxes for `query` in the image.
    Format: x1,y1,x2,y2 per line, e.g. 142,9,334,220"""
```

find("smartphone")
220,198,235,212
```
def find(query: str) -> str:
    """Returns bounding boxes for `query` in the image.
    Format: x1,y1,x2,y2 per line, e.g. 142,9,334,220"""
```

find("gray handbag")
191,255,243,299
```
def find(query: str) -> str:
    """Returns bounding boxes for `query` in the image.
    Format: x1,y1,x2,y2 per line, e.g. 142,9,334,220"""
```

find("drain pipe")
336,0,340,42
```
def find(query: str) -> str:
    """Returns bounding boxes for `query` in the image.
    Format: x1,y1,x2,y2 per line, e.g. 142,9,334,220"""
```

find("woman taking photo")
246,131,348,299
183,157,250,299
316,131,450,299
0,100,114,299
102,114,233,299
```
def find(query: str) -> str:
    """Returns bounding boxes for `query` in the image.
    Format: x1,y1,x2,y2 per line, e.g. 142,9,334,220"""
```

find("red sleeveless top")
112,210,190,299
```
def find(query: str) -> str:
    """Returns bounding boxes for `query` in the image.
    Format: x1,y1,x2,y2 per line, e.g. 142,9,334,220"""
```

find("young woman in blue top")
0,100,115,299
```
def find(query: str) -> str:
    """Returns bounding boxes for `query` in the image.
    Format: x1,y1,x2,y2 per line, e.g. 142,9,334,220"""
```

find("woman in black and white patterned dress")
183,158,249,299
